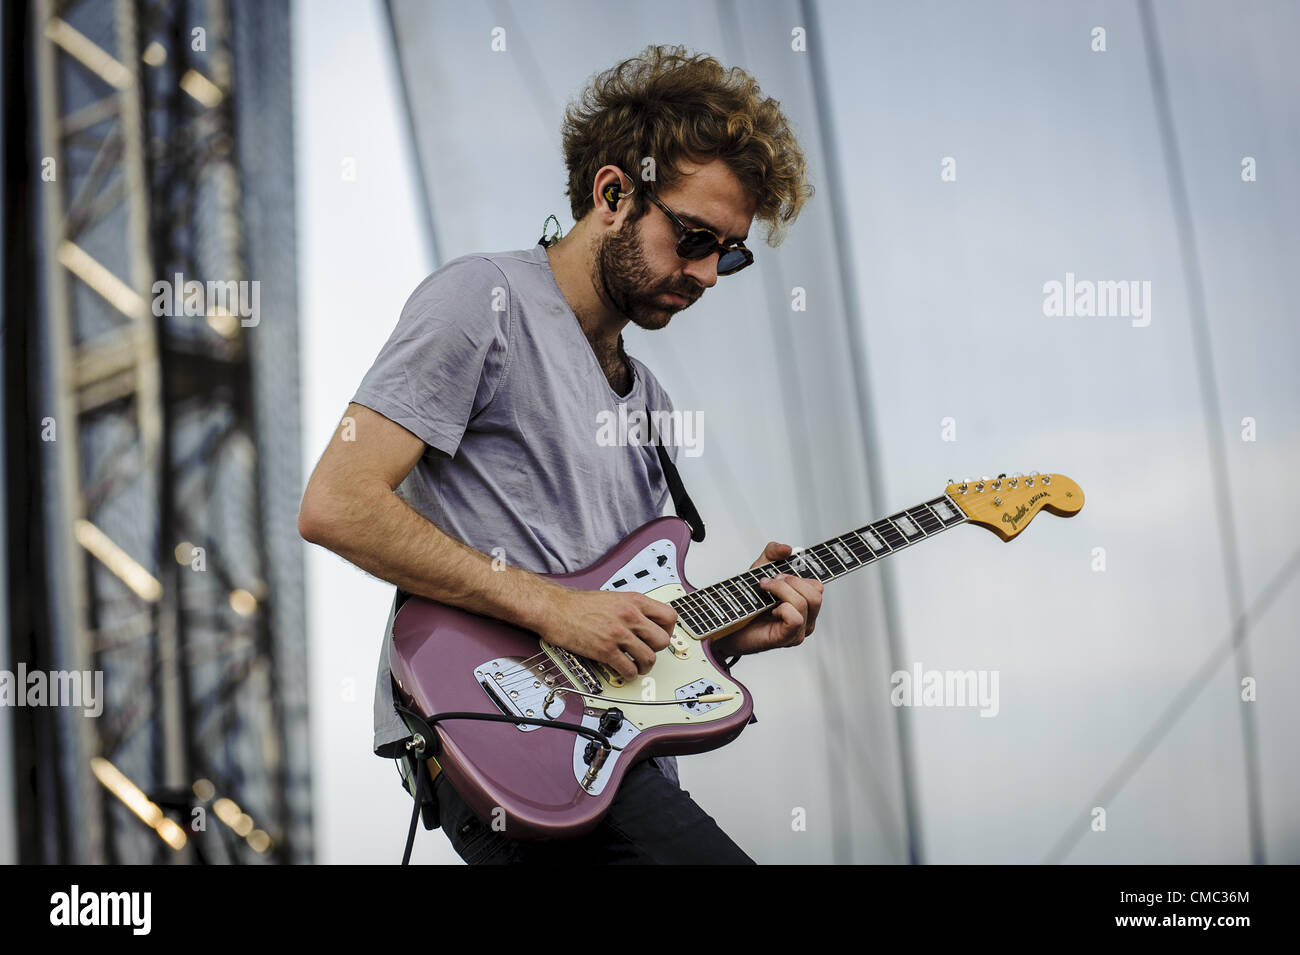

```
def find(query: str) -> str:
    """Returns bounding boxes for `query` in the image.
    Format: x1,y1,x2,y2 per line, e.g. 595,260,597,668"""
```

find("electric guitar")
389,472,1084,839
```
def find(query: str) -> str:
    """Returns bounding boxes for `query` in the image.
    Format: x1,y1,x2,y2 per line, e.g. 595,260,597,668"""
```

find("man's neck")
544,228,633,393
544,227,626,344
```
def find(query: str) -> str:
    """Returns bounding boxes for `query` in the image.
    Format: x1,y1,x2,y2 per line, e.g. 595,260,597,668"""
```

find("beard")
592,214,696,330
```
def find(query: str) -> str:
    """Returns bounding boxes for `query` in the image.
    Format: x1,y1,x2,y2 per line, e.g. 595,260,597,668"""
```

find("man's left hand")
709,542,823,659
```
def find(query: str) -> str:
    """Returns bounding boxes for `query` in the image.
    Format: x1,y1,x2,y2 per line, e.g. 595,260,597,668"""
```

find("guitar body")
389,516,753,841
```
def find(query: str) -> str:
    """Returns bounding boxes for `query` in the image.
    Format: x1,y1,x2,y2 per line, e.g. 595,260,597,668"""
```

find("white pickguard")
549,537,745,732
547,538,745,794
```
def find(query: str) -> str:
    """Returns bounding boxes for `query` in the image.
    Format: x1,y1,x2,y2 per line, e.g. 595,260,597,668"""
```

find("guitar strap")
648,412,706,543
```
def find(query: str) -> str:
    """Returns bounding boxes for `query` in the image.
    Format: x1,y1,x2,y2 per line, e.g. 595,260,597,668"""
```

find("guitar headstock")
946,472,1084,542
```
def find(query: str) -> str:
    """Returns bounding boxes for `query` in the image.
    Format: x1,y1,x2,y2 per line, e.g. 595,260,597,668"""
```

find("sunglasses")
644,191,754,276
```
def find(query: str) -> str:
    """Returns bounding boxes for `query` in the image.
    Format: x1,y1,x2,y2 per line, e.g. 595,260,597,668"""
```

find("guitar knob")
599,707,624,736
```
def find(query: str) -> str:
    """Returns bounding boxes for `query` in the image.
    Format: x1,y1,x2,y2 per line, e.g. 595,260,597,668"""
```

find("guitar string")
495,544,897,694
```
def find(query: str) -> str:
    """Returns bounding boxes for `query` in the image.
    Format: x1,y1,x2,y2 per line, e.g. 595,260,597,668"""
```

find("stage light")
74,519,163,602
90,757,187,851
180,69,223,108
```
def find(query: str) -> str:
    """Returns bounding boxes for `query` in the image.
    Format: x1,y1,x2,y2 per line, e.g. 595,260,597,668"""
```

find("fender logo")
1002,491,1050,531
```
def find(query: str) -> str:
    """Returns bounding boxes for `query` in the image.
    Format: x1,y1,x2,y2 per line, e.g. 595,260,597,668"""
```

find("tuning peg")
997,473,1006,479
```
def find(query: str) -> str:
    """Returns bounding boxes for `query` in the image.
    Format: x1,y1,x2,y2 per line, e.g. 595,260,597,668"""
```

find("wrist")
514,571,569,637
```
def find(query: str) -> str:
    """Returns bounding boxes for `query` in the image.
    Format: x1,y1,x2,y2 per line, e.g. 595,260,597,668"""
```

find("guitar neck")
670,493,969,638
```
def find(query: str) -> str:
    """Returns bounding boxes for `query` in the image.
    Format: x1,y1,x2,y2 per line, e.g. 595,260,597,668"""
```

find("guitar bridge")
474,656,564,732
542,641,615,691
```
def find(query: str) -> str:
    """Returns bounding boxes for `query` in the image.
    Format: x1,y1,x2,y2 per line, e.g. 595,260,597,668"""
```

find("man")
298,45,818,863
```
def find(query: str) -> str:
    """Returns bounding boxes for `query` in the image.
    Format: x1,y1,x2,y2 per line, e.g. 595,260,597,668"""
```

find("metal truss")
29,0,302,863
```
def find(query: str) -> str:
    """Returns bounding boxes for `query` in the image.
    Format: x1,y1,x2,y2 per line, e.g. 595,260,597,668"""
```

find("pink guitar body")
389,516,753,841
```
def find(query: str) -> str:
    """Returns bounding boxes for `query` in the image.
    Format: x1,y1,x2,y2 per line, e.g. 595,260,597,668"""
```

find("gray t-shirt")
352,242,681,785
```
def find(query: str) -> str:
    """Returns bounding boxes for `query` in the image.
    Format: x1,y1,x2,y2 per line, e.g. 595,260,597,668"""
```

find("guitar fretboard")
669,494,967,637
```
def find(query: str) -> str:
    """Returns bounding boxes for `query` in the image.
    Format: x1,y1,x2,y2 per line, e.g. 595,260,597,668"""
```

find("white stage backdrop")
297,0,1299,863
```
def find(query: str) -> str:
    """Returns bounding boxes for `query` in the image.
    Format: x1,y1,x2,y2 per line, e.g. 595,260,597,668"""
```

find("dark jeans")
431,758,756,864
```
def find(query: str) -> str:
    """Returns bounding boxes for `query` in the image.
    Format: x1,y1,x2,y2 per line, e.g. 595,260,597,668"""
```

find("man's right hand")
536,589,677,680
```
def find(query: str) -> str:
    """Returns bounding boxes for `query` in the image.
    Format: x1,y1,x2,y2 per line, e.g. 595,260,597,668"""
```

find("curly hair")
560,45,813,247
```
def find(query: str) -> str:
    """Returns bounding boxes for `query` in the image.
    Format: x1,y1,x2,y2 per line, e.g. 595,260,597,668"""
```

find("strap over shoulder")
648,413,705,543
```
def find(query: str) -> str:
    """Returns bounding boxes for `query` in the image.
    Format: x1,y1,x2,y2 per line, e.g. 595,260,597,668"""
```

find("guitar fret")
829,538,860,570
909,504,951,535
856,528,890,555
842,534,866,561
795,548,830,580
691,592,724,629
742,573,771,609
874,519,907,550
673,596,707,634
807,544,843,578
684,592,717,631
842,532,875,562
892,512,924,539
698,588,729,622
930,495,965,526
908,504,941,535
726,577,761,613
713,583,745,617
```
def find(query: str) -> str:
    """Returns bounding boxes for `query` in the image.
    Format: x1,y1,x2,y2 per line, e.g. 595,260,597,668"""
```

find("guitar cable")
395,703,620,865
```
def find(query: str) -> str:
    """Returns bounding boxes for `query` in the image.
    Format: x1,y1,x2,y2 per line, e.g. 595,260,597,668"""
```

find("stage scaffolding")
5,0,310,863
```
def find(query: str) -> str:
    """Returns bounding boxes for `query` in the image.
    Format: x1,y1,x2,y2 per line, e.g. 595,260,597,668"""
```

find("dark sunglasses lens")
677,231,718,259
717,249,750,274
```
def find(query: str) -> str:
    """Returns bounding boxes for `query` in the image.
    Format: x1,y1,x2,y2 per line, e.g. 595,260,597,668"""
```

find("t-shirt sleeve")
351,256,511,457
